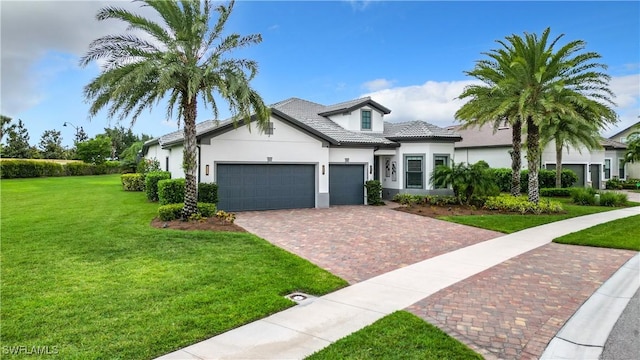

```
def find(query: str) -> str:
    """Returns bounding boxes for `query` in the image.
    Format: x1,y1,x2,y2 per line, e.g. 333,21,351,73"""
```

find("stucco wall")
327,106,385,133
454,147,522,169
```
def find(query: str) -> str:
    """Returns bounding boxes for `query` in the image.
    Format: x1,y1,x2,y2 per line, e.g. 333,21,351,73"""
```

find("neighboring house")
608,121,640,179
143,97,461,211
451,124,628,189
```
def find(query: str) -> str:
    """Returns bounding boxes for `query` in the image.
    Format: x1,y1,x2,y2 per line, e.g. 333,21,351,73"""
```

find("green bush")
598,192,628,207
65,162,94,176
197,182,218,204
137,158,161,174
145,171,171,202
540,188,572,197
0,160,121,179
121,174,145,191
483,194,563,214
570,187,597,205
490,168,513,193
158,178,185,205
392,193,425,205
158,202,218,221
605,178,623,190
424,195,458,206
561,169,579,188
365,180,384,205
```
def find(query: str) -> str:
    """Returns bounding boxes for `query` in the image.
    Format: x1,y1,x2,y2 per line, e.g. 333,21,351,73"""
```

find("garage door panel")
329,164,364,206
217,164,315,211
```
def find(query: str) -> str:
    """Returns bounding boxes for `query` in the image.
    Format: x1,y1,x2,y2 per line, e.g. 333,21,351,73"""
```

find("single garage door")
329,164,364,205
217,164,315,211
547,164,586,187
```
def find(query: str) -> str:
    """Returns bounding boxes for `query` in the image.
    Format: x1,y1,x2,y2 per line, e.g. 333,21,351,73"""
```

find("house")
143,97,461,211
451,124,628,189
608,121,640,179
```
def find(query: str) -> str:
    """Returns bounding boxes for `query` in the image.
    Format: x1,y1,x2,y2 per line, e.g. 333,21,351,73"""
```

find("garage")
329,164,365,205
216,164,315,211
546,164,586,187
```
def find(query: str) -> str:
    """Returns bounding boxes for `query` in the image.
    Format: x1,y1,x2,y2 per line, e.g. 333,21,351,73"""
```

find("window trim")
603,158,611,180
360,109,372,131
404,154,424,189
433,154,450,189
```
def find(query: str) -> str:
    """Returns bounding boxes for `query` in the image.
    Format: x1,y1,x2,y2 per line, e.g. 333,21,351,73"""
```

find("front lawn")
439,197,633,233
0,175,347,359
307,311,482,360
553,215,640,251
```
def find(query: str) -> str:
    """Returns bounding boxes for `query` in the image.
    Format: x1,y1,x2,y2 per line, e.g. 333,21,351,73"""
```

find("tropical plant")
456,46,523,197
80,0,270,218
429,161,495,205
623,125,640,164
479,28,616,203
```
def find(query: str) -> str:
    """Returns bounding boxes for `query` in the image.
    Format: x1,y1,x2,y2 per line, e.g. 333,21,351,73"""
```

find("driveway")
235,205,502,284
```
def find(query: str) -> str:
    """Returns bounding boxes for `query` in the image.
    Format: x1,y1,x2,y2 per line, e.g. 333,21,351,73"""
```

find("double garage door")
217,164,365,211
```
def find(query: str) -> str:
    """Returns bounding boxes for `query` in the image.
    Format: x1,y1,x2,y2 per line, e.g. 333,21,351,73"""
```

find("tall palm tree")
456,47,523,197
499,28,616,203
80,0,269,218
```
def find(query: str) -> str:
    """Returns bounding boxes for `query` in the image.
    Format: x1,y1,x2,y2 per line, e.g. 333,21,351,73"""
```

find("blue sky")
2,0,639,147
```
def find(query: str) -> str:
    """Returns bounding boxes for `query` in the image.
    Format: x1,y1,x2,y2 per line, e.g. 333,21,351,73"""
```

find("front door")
590,164,601,189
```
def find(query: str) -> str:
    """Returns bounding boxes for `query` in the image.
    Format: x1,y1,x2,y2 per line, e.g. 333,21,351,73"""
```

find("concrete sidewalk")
157,206,639,360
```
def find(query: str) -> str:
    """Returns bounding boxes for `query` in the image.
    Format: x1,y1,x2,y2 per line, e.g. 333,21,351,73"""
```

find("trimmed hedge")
145,171,171,202
0,159,121,179
158,178,185,205
540,188,572,197
158,202,217,221
488,168,578,193
484,194,563,214
365,180,384,205
121,173,145,191
197,182,218,204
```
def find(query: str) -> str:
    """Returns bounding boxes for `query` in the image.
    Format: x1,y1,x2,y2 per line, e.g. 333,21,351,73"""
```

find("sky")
1,0,639,148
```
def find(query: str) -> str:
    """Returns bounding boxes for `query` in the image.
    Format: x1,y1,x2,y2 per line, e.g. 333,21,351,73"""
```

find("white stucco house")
609,121,639,179
451,123,628,189
143,97,461,211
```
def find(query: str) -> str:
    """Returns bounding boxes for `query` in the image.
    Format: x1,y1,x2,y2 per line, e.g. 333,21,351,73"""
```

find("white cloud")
362,79,480,127
0,0,158,114
362,78,395,92
346,0,373,11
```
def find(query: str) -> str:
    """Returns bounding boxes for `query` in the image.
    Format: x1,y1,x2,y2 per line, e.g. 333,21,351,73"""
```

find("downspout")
197,145,201,184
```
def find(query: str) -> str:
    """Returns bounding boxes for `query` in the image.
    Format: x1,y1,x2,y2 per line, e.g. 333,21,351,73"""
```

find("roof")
146,97,459,151
609,121,640,140
600,138,627,150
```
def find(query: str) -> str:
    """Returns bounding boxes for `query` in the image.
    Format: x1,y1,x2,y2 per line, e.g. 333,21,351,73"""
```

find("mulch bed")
150,216,247,232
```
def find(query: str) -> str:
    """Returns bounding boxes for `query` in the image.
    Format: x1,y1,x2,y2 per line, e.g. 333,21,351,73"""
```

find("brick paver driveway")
407,243,637,360
235,205,502,284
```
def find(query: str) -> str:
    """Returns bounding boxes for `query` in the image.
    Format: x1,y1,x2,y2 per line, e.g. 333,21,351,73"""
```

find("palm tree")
80,0,269,218
497,28,616,203
624,125,640,164
429,161,494,205
456,47,523,197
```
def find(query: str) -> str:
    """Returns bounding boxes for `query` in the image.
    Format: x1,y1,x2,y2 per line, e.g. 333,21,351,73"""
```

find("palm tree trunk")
182,96,199,219
510,118,522,196
527,116,541,204
555,139,563,188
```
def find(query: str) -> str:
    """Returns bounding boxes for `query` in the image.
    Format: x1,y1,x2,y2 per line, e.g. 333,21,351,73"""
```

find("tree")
75,127,89,144
429,161,495,205
477,28,616,203
38,130,65,159
1,115,16,143
456,45,524,197
3,119,33,158
76,135,112,164
81,0,269,218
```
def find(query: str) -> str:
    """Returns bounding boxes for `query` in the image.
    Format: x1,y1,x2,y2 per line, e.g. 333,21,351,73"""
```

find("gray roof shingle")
151,97,458,148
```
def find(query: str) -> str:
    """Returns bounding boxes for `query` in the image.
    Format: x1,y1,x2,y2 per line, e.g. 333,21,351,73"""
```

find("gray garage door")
217,164,315,211
329,164,364,205
547,164,586,187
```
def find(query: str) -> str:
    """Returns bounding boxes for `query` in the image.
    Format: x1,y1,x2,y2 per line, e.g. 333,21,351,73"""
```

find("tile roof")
600,138,627,149
150,97,457,148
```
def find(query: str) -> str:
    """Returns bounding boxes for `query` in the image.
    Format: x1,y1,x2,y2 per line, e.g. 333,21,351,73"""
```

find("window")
405,155,424,189
603,159,611,179
619,159,626,179
165,156,169,171
433,155,449,189
361,110,372,130
265,122,274,135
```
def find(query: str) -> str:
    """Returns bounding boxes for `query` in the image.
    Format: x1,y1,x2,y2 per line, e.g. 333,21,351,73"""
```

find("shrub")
121,174,145,191
424,195,458,206
158,178,185,205
65,162,94,176
0,159,121,179
145,171,171,202
570,187,597,205
605,178,623,190
540,188,572,197
157,202,218,221
364,180,384,205
137,158,161,174
198,182,218,204
490,168,513,193
561,169,578,188
483,194,563,214
215,210,236,223
94,160,122,175
598,192,628,207
392,193,424,205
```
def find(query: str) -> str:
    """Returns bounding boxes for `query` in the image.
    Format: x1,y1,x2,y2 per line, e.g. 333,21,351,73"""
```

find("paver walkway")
157,206,639,360
407,243,636,359
236,205,502,283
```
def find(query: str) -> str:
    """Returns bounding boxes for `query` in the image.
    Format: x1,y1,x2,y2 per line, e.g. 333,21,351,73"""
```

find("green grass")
439,197,636,233
307,311,482,360
0,175,347,359
553,215,640,250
